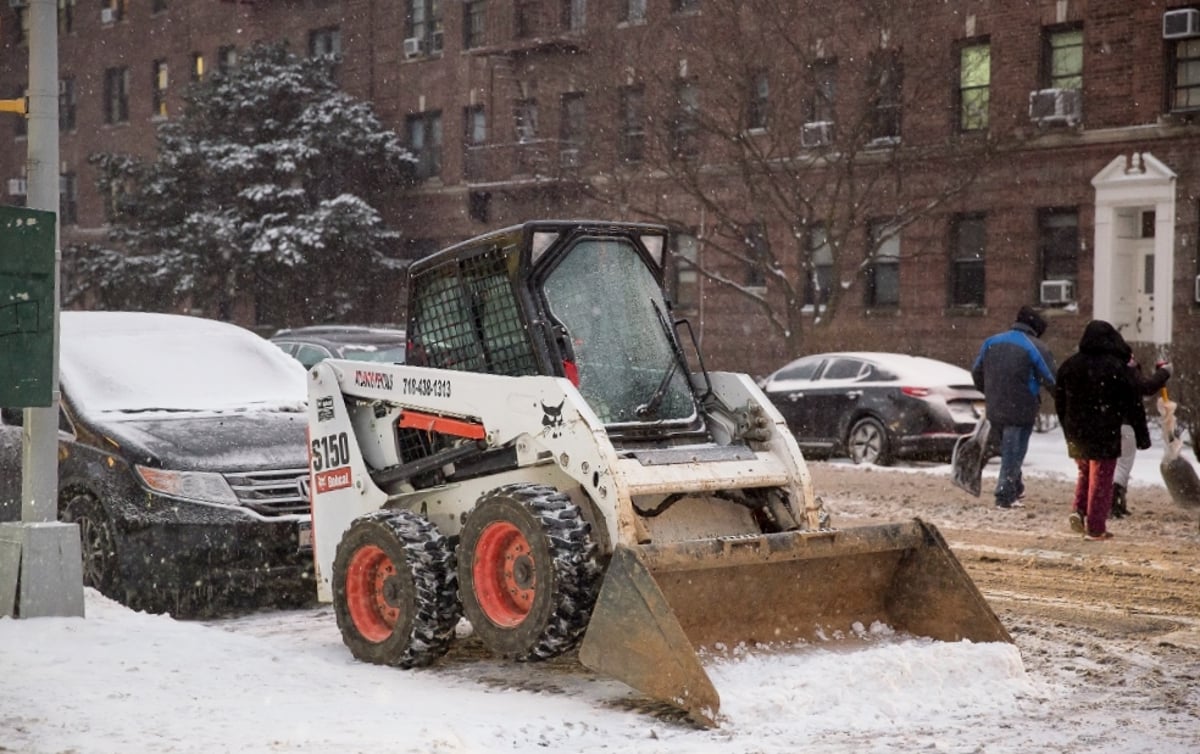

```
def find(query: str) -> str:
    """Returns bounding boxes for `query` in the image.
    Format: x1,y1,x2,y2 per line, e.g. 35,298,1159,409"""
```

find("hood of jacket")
1077,319,1128,358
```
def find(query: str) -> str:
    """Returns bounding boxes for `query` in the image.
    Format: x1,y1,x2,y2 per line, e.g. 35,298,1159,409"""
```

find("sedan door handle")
846,390,862,399
787,392,804,401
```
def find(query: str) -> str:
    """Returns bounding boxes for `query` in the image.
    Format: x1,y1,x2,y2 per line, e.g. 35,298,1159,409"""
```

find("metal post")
0,0,84,619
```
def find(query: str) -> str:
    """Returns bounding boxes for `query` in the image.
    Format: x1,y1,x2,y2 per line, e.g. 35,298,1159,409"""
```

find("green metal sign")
0,205,56,407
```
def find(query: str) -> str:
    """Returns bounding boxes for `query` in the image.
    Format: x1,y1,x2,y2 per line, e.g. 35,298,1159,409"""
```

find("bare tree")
583,0,1014,356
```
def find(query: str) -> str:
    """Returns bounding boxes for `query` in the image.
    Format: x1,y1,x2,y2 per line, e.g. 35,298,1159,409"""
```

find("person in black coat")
1054,320,1147,540
1110,346,1172,517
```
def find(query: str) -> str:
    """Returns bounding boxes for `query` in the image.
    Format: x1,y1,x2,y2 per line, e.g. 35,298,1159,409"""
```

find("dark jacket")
971,323,1056,426
1120,348,1171,448
1054,320,1146,460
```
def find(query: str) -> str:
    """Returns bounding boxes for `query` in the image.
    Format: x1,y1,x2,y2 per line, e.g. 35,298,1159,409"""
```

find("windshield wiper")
634,300,682,420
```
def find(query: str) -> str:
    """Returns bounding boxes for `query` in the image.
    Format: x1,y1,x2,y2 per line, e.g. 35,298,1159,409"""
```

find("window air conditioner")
559,148,580,168
100,7,115,24
801,120,833,148
1164,8,1200,39
1194,274,1200,304
1040,279,1075,305
1029,88,1082,125
403,37,423,58
7,178,27,196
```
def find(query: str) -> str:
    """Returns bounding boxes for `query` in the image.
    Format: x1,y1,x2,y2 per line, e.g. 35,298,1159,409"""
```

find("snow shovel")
951,414,991,497
1158,386,1200,508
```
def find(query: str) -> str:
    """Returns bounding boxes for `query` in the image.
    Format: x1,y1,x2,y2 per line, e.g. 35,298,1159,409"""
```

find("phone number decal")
402,377,452,398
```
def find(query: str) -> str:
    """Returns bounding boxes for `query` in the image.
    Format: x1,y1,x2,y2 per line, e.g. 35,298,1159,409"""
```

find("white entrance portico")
1090,153,1177,346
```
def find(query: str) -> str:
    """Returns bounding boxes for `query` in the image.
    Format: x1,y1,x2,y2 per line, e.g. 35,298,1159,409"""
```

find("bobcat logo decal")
541,400,565,438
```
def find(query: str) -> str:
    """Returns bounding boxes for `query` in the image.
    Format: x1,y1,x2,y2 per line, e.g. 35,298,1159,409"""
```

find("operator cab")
404,221,706,444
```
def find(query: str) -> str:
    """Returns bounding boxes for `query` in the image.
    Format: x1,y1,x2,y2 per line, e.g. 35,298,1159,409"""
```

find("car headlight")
135,466,241,506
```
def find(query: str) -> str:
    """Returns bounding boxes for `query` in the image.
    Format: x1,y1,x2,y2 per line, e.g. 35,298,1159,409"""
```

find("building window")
743,222,768,288
407,111,443,179
806,59,837,124
868,50,902,141
514,0,538,39
152,60,168,118
865,220,900,308
958,41,990,131
1169,37,1200,111
152,0,167,13
101,0,127,23
1038,208,1078,299
804,223,833,309
619,85,645,163
671,80,700,159
103,67,129,124
747,68,769,131
218,46,238,72
60,172,78,226
622,0,646,24
1043,26,1083,90
58,0,76,35
463,105,486,180
672,231,699,310
406,0,444,55
514,98,539,172
950,213,986,307
559,92,586,168
309,27,342,59
16,6,31,46
59,76,76,131
562,0,585,31
191,52,205,81
672,0,700,13
464,0,486,49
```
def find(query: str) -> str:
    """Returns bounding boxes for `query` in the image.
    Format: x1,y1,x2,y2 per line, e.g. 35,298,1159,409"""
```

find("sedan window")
821,358,866,380
294,344,333,369
775,359,821,381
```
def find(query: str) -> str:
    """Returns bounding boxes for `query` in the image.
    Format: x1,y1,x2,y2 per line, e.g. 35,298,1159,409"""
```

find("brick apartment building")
2,0,1199,379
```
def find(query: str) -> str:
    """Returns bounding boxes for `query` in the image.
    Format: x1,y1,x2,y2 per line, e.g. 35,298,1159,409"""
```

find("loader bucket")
577,518,1010,727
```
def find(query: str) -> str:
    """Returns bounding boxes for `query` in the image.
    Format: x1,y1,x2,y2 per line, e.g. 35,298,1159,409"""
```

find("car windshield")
61,312,308,415
542,237,695,424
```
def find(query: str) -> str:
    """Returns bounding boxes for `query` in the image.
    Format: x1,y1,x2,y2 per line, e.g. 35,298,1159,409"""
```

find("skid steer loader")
305,220,1010,726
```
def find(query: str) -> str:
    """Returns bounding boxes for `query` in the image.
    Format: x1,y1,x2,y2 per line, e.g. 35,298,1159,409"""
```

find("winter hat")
1015,306,1047,337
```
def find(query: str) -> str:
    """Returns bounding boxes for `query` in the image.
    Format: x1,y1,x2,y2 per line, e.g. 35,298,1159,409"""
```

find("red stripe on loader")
398,411,487,440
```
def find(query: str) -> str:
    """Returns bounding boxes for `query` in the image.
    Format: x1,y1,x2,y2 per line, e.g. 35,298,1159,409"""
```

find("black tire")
847,416,893,466
458,483,602,661
332,509,460,668
59,491,122,598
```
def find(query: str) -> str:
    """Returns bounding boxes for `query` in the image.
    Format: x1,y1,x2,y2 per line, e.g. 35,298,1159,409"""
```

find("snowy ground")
2,425,1197,754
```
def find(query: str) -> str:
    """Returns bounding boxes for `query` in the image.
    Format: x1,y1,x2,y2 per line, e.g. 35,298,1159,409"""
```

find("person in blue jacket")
971,306,1057,509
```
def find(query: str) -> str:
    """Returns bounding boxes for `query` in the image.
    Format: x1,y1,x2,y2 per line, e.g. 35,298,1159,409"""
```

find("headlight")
135,466,241,506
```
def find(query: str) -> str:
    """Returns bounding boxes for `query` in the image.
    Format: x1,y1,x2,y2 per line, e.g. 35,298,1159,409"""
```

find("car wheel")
847,417,893,466
60,491,122,598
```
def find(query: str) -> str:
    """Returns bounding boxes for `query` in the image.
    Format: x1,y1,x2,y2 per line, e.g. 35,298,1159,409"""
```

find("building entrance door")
1113,236,1155,343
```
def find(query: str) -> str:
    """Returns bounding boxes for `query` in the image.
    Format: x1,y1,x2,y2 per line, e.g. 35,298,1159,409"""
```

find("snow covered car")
760,352,984,465
0,312,313,617
270,324,406,369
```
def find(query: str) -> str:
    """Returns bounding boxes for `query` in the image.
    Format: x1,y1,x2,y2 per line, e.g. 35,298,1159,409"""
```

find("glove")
1155,360,1173,377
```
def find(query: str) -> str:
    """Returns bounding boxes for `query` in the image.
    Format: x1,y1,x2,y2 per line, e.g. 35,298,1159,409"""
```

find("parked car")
270,324,406,369
759,352,984,465
0,312,314,617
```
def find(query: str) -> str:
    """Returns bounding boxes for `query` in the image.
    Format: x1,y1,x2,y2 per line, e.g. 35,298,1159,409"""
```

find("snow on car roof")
775,351,974,384
60,311,308,415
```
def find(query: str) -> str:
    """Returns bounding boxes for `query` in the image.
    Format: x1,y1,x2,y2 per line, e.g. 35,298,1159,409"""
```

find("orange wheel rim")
473,521,536,627
345,544,400,643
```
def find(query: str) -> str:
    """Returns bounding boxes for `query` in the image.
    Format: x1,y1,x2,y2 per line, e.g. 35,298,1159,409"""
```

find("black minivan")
0,312,313,617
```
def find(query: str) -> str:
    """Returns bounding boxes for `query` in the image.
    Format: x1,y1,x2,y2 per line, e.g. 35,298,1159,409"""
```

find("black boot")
1111,483,1129,518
